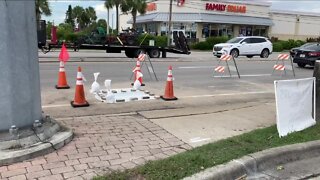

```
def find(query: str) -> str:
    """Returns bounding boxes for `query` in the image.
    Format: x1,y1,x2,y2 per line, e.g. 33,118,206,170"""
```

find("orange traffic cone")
59,43,70,62
55,61,70,89
71,67,89,107
131,60,145,86
161,66,178,101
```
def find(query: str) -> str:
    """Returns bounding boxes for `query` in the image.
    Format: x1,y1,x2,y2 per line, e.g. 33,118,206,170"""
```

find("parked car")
290,42,317,57
213,36,272,58
293,43,320,67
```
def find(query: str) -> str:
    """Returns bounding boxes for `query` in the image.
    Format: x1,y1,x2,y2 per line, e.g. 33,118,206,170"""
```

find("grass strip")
94,124,320,180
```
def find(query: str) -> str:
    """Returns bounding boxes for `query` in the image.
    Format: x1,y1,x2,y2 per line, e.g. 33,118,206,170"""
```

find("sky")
43,0,320,27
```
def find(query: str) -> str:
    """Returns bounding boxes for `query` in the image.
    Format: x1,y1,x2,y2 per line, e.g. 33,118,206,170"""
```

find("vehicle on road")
37,20,190,58
293,43,320,68
213,36,272,58
290,42,317,57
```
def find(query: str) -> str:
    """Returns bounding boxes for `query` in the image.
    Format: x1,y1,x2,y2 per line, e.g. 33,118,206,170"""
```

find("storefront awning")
129,13,273,26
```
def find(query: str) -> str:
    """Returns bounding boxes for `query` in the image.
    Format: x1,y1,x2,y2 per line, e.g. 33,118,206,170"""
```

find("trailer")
37,20,191,58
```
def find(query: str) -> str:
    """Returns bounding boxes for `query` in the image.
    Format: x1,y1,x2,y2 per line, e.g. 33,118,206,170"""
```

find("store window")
146,23,157,35
253,26,268,37
161,22,197,40
239,26,253,36
203,24,232,38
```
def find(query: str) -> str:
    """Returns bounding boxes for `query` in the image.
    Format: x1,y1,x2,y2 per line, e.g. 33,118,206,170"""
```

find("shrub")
191,41,211,50
273,42,284,52
65,33,79,42
191,36,230,50
137,34,167,47
206,36,229,46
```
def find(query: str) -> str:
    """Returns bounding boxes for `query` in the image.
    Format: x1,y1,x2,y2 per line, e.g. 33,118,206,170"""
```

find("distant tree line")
36,0,148,40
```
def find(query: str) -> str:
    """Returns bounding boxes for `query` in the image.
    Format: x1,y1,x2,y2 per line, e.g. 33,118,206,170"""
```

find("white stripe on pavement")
179,66,213,69
43,91,273,108
180,91,273,99
214,74,271,77
42,102,103,108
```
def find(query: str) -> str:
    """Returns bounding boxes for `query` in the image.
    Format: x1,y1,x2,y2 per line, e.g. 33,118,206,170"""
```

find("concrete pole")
313,60,320,121
0,1,42,131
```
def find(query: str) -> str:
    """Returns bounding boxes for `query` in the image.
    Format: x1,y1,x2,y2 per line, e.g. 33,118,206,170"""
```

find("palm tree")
121,0,147,29
104,0,126,33
104,0,112,34
35,0,52,21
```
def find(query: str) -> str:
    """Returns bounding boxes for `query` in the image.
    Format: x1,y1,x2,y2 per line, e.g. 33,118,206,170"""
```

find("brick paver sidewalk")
0,114,191,180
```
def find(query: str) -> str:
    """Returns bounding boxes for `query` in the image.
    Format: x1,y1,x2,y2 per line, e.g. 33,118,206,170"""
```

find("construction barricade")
213,54,240,78
272,54,296,77
130,52,158,84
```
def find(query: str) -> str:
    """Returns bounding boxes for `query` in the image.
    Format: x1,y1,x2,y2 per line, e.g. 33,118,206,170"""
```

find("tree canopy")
35,0,52,21
121,0,147,29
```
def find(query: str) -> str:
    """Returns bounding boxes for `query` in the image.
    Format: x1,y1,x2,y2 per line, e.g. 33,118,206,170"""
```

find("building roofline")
147,0,271,7
270,9,320,17
199,0,272,7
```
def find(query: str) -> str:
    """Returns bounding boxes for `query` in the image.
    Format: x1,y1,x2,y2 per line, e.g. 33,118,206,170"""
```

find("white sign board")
274,78,316,137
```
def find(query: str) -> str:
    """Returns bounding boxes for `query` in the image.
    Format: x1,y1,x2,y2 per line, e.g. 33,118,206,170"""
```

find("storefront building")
120,0,320,41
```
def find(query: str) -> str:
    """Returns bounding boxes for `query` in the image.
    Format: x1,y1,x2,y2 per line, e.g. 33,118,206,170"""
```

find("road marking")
42,104,70,108
181,91,273,99
209,85,243,88
43,91,273,108
42,102,103,108
179,66,212,69
190,137,211,143
214,74,271,77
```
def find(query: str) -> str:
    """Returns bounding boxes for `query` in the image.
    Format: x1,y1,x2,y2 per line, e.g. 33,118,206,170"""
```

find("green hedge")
272,39,306,52
191,36,230,50
137,34,167,47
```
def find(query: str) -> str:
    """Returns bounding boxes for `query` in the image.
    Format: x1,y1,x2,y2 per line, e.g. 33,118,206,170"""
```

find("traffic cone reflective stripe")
71,67,89,107
167,68,173,81
132,61,141,72
161,66,177,101
56,61,70,89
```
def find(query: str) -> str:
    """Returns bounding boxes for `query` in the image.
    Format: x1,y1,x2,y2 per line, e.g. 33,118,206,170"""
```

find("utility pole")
167,0,173,46
0,0,42,131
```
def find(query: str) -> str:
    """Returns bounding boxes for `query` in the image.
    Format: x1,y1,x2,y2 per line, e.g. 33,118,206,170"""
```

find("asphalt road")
39,50,313,104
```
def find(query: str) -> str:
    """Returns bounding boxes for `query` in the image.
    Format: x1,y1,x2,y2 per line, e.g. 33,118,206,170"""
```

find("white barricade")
272,54,295,77
213,54,240,78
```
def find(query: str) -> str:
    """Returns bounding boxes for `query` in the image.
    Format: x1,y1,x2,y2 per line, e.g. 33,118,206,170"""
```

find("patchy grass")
94,124,320,180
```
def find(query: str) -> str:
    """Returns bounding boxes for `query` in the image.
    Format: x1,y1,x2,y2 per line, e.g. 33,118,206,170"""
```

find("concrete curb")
184,140,320,180
0,130,73,166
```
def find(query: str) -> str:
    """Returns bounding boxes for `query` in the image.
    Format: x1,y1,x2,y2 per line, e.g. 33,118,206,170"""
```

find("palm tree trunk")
107,8,110,34
132,12,137,29
116,5,119,33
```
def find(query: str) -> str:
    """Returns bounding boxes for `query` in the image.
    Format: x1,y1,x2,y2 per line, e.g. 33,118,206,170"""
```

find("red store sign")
205,3,246,13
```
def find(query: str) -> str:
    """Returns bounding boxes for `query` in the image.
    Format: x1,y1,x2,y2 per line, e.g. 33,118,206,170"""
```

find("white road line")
208,85,243,88
180,91,273,99
179,66,212,69
42,104,70,108
214,74,271,77
42,102,103,108
43,91,273,108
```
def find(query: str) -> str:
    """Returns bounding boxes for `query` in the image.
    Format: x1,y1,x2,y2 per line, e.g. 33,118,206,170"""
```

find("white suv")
213,36,273,58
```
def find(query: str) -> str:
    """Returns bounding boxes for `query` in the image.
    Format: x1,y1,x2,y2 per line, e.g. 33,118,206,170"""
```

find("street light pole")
167,0,173,46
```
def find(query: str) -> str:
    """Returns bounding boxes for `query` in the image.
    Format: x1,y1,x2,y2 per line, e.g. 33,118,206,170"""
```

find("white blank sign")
274,77,316,137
